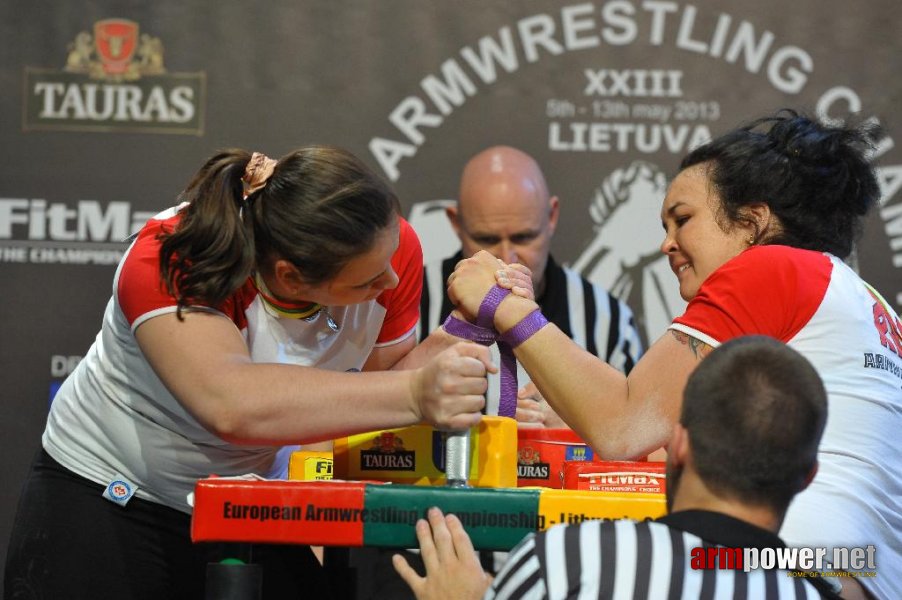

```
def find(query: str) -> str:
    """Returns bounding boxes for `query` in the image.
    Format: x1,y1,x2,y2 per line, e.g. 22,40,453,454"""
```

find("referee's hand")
392,507,493,600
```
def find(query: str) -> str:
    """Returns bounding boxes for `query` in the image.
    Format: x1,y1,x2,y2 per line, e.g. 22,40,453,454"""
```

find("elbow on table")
585,427,655,462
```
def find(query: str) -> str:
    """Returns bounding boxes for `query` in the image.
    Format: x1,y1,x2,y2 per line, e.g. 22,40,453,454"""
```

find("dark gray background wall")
3,1,901,580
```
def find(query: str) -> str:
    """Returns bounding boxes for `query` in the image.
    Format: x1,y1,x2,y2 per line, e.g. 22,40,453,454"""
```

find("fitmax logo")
0,198,152,242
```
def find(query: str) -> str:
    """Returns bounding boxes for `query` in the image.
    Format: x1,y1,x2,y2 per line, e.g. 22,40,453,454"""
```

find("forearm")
445,250,679,456
495,295,664,458
183,361,422,445
136,311,492,445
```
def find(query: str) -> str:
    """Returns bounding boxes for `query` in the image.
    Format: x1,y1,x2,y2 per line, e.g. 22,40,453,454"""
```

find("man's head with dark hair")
666,336,827,521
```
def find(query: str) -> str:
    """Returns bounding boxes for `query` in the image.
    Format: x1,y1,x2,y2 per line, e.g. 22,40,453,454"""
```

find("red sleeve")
671,246,832,344
375,217,423,345
117,214,252,329
117,217,180,327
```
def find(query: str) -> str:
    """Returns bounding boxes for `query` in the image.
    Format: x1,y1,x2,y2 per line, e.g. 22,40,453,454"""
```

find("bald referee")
418,145,642,421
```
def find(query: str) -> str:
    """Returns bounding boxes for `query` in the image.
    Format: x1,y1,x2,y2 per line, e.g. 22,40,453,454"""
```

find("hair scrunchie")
241,152,278,199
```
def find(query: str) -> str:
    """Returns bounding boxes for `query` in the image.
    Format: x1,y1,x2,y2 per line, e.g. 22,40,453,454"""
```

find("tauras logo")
517,444,551,479
360,451,416,471
23,18,205,135
359,432,417,471
517,463,550,479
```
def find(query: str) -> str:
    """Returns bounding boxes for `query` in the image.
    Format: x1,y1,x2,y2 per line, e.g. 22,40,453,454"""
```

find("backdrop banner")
2,0,900,579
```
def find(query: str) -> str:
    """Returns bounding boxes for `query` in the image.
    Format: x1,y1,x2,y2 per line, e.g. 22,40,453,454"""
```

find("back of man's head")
680,335,827,514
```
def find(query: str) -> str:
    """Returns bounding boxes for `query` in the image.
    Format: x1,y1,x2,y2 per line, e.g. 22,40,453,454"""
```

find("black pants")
4,449,334,599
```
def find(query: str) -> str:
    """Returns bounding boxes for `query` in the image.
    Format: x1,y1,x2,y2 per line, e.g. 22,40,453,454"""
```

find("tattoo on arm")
670,330,714,360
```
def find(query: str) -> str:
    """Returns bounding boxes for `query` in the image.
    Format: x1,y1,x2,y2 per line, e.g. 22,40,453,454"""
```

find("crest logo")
372,432,404,453
23,18,205,134
517,445,540,465
108,480,132,500
63,19,148,81
516,445,551,479
94,20,139,76
102,477,137,506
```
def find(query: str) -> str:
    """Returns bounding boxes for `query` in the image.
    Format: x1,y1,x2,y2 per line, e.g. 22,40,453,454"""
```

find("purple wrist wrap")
476,286,511,329
499,309,549,348
441,315,496,345
440,285,520,418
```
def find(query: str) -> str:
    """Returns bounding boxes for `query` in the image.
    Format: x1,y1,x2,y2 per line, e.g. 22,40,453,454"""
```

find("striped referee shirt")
487,511,840,600
419,252,643,415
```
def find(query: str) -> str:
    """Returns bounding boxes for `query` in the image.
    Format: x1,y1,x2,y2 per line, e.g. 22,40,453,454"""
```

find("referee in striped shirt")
395,336,843,599
417,145,642,420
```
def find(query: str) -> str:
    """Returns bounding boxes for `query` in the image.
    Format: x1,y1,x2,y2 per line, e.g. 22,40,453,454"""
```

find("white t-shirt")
44,208,423,513
670,245,902,600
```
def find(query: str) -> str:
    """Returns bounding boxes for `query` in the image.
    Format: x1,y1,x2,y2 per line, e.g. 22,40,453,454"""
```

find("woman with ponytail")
5,145,493,599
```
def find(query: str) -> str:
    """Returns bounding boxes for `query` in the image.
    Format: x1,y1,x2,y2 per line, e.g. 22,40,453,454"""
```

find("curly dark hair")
679,109,880,259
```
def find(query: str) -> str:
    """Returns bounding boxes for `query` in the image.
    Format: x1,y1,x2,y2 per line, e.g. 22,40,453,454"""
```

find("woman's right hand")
446,251,508,321
410,342,496,430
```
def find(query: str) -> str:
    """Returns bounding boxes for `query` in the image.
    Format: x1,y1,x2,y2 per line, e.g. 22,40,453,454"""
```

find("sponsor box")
332,416,517,488
562,460,666,494
516,428,594,488
288,450,334,481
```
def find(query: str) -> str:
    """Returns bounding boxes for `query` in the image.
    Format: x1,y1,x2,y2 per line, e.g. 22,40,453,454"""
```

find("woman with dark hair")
4,145,494,599
448,111,900,599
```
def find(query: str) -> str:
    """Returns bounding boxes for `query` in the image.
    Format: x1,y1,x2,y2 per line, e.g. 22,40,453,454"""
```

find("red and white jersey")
671,245,902,599
43,207,422,513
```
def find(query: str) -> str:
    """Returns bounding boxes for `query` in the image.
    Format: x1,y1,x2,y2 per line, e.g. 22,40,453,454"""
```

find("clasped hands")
446,251,566,429
446,250,535,324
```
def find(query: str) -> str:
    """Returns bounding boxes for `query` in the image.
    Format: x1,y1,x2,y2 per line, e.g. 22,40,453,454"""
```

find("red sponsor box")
517,429,594,488
562,461,666,494
191,478,369,546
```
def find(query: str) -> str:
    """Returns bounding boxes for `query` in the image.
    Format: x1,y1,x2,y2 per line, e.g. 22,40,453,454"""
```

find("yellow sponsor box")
537,489,667,530
333,416,517,488
288,450,334,481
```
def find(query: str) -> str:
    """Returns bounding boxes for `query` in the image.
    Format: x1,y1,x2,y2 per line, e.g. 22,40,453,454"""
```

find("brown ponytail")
159,149,256,313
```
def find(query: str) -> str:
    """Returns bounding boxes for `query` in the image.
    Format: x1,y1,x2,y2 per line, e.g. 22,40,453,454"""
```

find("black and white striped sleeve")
418,259,447,342
484,533,546,599
484,520,824,599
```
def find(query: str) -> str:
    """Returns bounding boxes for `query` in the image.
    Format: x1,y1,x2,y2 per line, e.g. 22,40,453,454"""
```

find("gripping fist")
411,342,496,430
